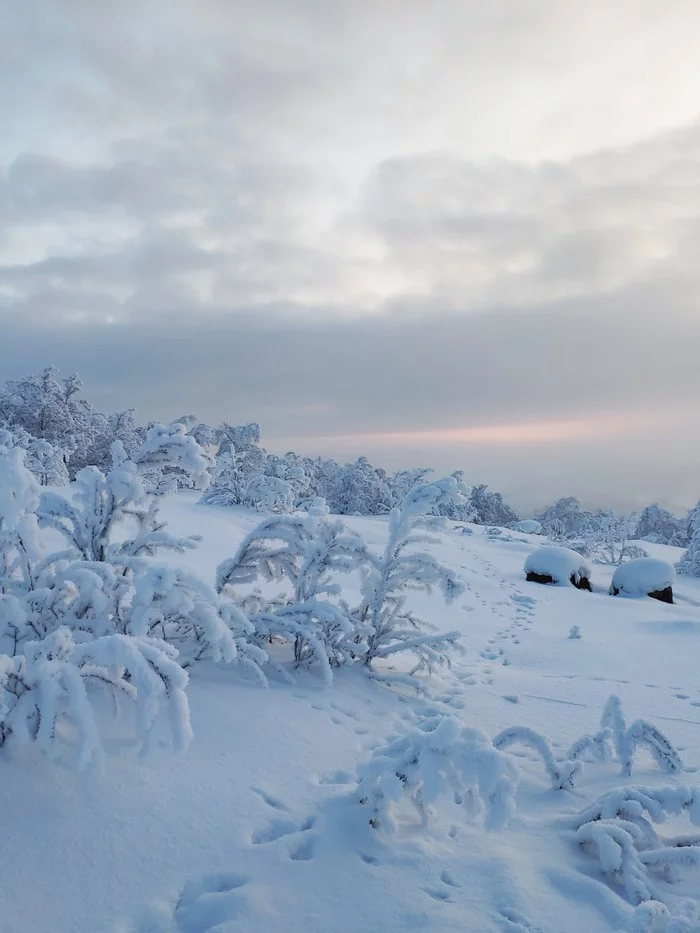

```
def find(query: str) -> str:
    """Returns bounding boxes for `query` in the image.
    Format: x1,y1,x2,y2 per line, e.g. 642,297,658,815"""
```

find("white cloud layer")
2,1,699,511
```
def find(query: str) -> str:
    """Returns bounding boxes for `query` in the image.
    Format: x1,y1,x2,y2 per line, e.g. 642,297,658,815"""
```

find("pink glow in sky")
274,409,672,451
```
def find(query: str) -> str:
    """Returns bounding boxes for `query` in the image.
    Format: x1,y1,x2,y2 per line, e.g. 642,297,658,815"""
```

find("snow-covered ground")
2,495,700,933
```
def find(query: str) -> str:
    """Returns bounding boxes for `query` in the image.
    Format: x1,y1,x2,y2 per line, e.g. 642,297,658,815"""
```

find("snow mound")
610,558,675,597
510,519,542,534
524,545,592,587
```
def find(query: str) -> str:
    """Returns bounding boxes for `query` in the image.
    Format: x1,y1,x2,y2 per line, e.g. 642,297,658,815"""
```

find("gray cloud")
2,1,700,512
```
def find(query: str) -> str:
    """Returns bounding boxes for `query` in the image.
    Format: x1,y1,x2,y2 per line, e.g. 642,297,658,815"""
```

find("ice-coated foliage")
358,478,465,680
677,502,700,577
601,695,683,777
492,725,581,790
357,714,519,834
574,785,700,906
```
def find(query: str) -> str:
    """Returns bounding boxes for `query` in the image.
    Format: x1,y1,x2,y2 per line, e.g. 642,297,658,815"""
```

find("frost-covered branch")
601,696,683,777
492,725,581,790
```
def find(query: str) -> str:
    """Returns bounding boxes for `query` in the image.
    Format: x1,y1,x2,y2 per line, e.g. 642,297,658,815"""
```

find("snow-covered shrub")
0,627,192,764
358,478,464,684
627,899,700,933
586,510,648,565
573,785,700,906
569,625,582,639
132,422,213,494
357,714,519,833
0,446,195,762
524,545,592,589
244,474,294,513
610,559,675,603
0,443,272,763
601,696,683,777
216,511,369,683
677,503,700,577
492,725,581,790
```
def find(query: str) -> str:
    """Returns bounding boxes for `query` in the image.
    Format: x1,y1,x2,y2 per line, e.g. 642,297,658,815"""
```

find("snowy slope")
2,495,700,933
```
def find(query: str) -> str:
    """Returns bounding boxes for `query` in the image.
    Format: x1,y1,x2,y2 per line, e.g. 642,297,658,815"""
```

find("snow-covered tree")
469,484,519,526
676,501,700,577
537,497,592,540
325,457,393,516
201,422,267,506
357,477,464,683
0,427,69,486
636,504,689,548
390,467,433,507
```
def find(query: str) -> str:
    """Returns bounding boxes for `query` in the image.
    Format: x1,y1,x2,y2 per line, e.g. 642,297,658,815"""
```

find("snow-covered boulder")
510,519,542,534
609,558,675,604
524,546,592,590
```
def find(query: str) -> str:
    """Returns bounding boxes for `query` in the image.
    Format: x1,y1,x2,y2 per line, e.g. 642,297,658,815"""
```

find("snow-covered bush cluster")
574,785,700,905
0,442,467,764
534,496,696,567
357,713,519,833
0,445,198,764
216,476,465,687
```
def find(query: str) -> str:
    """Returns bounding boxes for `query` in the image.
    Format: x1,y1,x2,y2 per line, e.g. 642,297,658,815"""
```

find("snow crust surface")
2,498,700,933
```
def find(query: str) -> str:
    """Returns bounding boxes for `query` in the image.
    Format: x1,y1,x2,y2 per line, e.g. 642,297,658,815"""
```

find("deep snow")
2,495,700,933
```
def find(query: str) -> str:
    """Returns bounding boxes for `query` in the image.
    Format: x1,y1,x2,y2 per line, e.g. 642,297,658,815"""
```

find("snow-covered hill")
2,495,700,933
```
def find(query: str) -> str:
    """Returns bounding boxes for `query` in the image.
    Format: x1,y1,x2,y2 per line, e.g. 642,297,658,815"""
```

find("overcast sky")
2,1,699,514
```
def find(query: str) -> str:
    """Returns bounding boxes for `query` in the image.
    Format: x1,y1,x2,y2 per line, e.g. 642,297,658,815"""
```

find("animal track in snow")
252,815,315,846
497,905,544,932
439,870,459,888
252,788,290,812
422,886,452,902
174,872,248,933
289,833,317,861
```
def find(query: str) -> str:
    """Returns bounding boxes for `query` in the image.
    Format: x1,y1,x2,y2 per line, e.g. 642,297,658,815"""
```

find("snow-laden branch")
492,725,581,790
